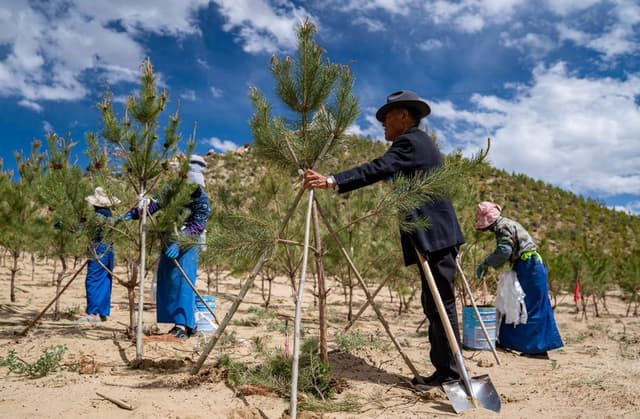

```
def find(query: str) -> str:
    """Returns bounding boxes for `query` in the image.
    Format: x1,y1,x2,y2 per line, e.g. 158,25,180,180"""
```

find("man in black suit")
303,90,465,387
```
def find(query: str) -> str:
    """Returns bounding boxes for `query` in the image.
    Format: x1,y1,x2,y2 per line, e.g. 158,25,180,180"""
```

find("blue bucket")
195,295,217,333
462,305,496,351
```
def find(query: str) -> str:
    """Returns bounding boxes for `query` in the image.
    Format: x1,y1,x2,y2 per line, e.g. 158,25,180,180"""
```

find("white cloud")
353,16,386,32
18,99,42,112
181,90,197,101
73,0,209,36
543,0,601,16
556,0,640,60
428,0,526,32
0,0,209,104
326,0,417,15
210,86,223,98
613,200,640,215
454,13,485,33
418,39,443,51
205,136,238,152
433,62,640,197
501,32,556,60
42,120,53,133
347,107,385,141
212,0,312,53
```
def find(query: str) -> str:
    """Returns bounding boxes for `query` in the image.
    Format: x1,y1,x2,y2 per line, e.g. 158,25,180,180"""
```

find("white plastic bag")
495,270,527,326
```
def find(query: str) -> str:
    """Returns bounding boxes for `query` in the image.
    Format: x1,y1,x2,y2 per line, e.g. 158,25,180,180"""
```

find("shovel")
415,248,501,413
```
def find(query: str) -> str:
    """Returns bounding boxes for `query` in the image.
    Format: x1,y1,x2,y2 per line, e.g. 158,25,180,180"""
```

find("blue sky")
1,0,639,214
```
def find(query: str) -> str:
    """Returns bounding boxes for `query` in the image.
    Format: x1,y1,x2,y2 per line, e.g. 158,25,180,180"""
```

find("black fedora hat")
375,90,431,122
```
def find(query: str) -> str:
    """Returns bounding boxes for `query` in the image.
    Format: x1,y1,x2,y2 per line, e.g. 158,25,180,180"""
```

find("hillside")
204,137,640,251
199,134,640,312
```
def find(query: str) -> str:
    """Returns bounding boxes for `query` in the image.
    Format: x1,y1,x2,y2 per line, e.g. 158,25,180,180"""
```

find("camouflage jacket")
483,216,536,267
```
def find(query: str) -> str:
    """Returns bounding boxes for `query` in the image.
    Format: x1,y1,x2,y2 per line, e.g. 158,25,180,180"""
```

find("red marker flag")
573,281,581,303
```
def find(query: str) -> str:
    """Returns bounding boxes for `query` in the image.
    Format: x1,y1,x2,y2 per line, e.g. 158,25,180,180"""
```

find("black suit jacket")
333,127,465,266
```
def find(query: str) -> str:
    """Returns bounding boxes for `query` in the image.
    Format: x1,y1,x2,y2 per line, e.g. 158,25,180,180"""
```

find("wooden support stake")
19,259,90,336
315,199,421,379
96,392,134,410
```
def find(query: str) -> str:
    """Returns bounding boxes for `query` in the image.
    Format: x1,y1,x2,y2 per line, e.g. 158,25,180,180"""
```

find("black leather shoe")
168,325,188,339
413,372,459,387
186,326,198,337
411,372,439,386
521,351,549,359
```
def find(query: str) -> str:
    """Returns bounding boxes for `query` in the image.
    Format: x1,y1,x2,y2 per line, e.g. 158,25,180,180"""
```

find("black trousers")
416,246,461,378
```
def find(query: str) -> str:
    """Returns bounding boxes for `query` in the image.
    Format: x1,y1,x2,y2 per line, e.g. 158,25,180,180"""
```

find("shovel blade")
442,374,501,413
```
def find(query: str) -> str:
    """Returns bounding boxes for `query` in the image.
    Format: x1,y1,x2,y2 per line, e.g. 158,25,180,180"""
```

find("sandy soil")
1,256,639,419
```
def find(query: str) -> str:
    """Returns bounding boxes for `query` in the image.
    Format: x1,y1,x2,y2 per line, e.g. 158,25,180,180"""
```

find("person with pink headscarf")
475,201,563,358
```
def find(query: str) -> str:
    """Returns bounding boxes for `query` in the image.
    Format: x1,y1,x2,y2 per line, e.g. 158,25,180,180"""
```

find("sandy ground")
1,256,639,419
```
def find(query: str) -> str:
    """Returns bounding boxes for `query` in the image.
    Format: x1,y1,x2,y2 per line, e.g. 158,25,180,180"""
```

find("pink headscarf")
475,201,502,231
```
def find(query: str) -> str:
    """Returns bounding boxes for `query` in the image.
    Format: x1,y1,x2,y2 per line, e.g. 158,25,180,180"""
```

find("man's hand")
303,169,329,190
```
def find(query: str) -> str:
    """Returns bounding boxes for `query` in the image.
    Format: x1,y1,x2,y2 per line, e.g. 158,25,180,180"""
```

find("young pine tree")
249,18,358,363
95,58,196,354
37,134,92,319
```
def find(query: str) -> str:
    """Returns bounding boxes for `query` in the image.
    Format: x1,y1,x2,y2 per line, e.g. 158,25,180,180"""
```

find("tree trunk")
31,253,36,282
265,279,273,309
347,280,354,322
53,256,67,320
51,258,57,286
10,250,20,303
312,202,328,363
128,262,138,338
601,294,610,314
215,264,221,294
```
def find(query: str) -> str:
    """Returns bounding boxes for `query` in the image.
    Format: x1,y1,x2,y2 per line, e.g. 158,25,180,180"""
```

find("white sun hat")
85,187,121,208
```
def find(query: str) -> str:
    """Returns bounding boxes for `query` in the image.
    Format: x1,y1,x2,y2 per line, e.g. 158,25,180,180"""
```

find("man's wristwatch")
326,175,336,189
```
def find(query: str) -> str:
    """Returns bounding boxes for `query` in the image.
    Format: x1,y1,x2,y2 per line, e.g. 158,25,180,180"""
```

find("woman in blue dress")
475,201,563,358
82,187,119,322
125,155,211,339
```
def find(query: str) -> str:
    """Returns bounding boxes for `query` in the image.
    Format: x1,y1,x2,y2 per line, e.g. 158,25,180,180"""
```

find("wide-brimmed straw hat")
475,201,502,231
85,187,120,208
375,90,431,122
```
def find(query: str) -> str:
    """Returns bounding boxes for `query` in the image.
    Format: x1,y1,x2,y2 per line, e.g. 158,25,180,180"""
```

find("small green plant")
335,331,388,352
233,317,260,327
0,345,66,378
587,323,606,332
65,304,81,317
251,335,270,353
572,377,604,387
214,354,250,384
300,394,361,413
247,306,276,319
564,332,588,344
214,338,334,400
266,319,287,333
217,330,240,346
